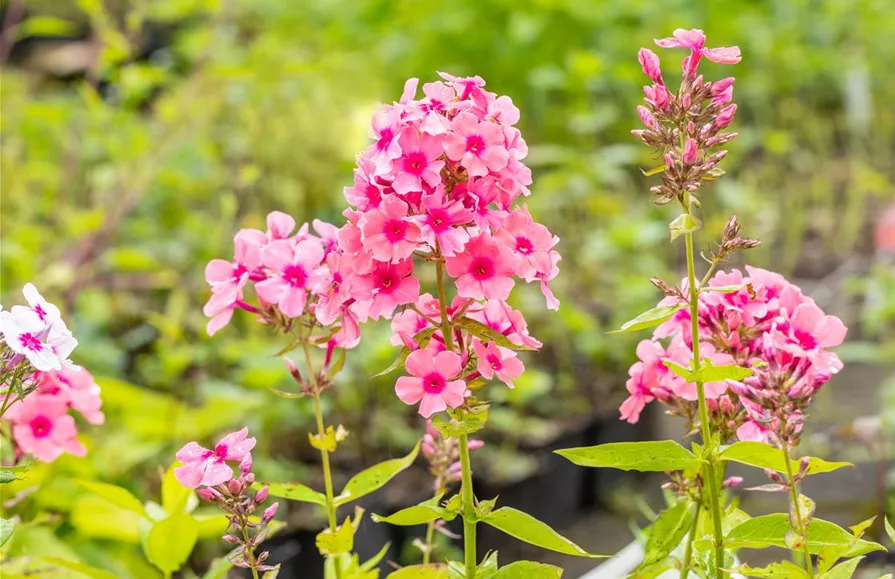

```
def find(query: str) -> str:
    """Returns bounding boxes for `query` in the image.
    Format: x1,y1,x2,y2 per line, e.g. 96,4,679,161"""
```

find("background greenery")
1,0,893,576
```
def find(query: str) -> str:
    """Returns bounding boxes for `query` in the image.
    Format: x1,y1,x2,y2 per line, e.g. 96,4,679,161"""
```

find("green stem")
434,258,455,351
679,502,701,579
783,445,814,576
422,477,446,565
684,224,726,579
458,433,477,579
241,523,261,579
303,341,343,579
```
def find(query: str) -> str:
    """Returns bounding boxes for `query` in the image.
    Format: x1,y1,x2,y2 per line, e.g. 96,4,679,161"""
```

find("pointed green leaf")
431,414,487,437
336,443,420,506
374,328,439,377
700,284,747,294
388,565,449,578
372,494,447,526
720,442,852,476
663,360,691,380
0,470,19,484
886,516,895,544
687,359,752,383
37,557,120,579
145,512,198,574
640,164,667,177
609,304,686,334
669,213,701,242
360,542,392,571
161,463,193,514
492,561,563,579
262,565,281,579
731,562,809,578
0,518,15,547
642,501,697,566
726,514,885,554
76,480,147,516
556,441,701,472
316,516,355,556
481,507,605,558
820,557,863,579
258,481,326,506
455,317,534,350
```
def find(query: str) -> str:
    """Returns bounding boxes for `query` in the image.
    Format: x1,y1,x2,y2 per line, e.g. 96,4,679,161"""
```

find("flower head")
395,347,467,418
174,427,256,488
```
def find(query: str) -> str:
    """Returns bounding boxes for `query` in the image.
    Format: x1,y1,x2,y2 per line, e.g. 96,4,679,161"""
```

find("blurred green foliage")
1,0,894,575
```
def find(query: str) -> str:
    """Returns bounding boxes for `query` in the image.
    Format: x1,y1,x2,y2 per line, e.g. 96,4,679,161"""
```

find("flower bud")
680,93,691,109
714,104,737,128
223,534,240,544
244,472,255,485
638,48,663,84
228,478,243,495
283,356,303,383
637,106,657,129
254,485,269,504
240,453,253,476
722,476,743,490
262,502,280,523
723,215,741,242
711,77,735,95
683,138,698,165
197,488,220,502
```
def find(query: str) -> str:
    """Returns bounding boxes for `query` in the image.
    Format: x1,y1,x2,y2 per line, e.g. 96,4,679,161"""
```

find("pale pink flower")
467,300,542,350
785,302,847,351
367,107,403,173
395,347,466,418
8,394,85,462
359,196,422,262
350,259,421,321
390,307,431,346
255,239,325,318
204,230,264,308
20,283,62,329
175,427,256,488
467,177,509,231
265,211,296,241
443,112,509,177
315,252,351,326
418,187,474,256
473,339,524,388
418,81,455,134
391,128,445,195
1,308,75,371
438,71,486,101
313,219,341,255
36,366,104,425
445,234,519,300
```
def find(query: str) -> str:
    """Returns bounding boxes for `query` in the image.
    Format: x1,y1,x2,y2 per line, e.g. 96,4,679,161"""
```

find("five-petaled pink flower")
396,347,467,417
391,128,446,195
175,427,256,488
255,239,325,318
1,308,76,371
418,187,474,256
445,234,519,300
654,28,741,77
7,394,86,462
360,196,422,262
473,339,524,388
443,112,509,177
350,259,421,321
494,206,558,281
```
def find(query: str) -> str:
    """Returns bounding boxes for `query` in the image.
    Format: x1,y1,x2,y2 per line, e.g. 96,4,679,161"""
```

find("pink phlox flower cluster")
619,267,846,446
202,213,360,349
174,427,256,488
1,284,78,372
421,420,484,489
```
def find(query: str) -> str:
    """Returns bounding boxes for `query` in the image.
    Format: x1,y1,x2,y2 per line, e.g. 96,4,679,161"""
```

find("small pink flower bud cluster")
202,213,360,349
341,73,559,418
619,267,847,447
421,421,483,490
632,30,741,206
1,284,103,463
175,427,279,572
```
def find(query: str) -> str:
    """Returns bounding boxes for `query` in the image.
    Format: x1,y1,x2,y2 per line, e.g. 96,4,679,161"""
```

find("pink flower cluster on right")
620,267,847,446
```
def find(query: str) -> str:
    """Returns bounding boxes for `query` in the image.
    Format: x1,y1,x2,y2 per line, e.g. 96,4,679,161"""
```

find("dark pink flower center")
232,262,248,281
426,208,450,232
374,269,401,294
422,373,446,394
214,443,228,460
402,151,428,176
34,304,47,321
423,99,444,113
469,257,494,280
30,415,53,438
376,128,395,151
465,134,485,155
383,218,408,243
793,329,818,351
283,264,308,288
18,333,43,353
487,354,502,371
515,237,534,255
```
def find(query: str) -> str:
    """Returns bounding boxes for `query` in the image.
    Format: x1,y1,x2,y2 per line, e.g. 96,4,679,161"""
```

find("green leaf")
492,561,563,579
663,360,691,380
700,284,747,294
259,481,326,506
726,514,885,554
387,564,449,578
609,304,686,334
455,317,534,350
372,495,447,525
336,443,420,506
669,213,701,242
820,557,863,579
886,516,895,544
640,164,666,177
732,562,810,578
642,501,696,566
431,414,487,437
360,542,392,571
145,512,199,574
0,518,15,547
686,359,752,383
36,557,121,579
262,565,281,579
374,328,439,377
720,442,852,476
555,441,701,472
18,16,79,38
316,517,355,556
161,463,192,514
76,480,147,516
480,507,605,558
0,470,18,484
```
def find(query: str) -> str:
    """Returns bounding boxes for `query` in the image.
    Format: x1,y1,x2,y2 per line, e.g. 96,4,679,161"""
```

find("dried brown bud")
723,215,741,243
650,277,682,298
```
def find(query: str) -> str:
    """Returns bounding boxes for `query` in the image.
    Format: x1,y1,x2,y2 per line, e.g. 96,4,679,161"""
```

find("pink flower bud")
283,356,302,383
664,153,675,169
240,453,253,476
255,486,269,504
711,77,735,95
467,439,485,451
637,48,663,84
686,120,696,135
197,488,219,502
680,93,691,109
683,138,698,165
228,478,242,495
722,476,743,489
637,106,657,129
262,502,280,523
712,86,734,106
223,534,240,544
715,104,737,128
244,472,255,485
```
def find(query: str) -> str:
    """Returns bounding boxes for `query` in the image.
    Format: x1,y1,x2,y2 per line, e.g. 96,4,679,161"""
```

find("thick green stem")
679,502,701,579
303,342,343,579
458,433,477,579
434,258,455,351
783,445,814,576
684,225,726,579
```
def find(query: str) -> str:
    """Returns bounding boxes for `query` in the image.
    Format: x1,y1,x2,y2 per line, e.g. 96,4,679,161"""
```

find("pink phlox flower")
472,339,524,388
443,112,509,177
438,71,486,101
736,420,770,444
445,234,519,300
359,196,422,262
485,95,520,126
174,427,256,488
37,366,104,425
265,211,296,241
467,300,542,350
644,84,670,110
391,128,445,195
619,340,668,423
494,206,558,281
344,158,383,212
7,393,85,462
395,346,467,418
331,307,361,349
654,28,741,76
1,308,74,371
337,221,374,274
204,230,264,309
783,301,847,352
312,219,341,255
349,259,421,321
367,106,404,173
417,81,455,134
390,306,432,346
315,252,351,325
255,239,325,318
467,177,510,231
418,187,474,256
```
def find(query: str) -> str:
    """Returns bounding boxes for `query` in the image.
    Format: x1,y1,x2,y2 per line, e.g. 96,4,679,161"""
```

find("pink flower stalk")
472,339,524,388
6,394,86,462
359,196,422,262
395,347,467,418
174,427,256,488
445,234,519,300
